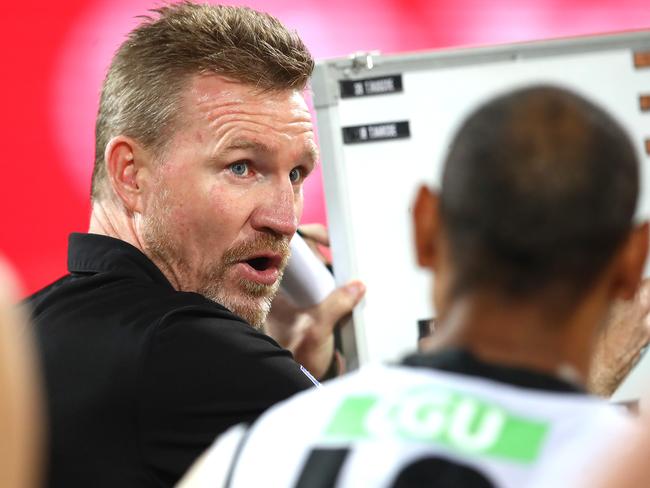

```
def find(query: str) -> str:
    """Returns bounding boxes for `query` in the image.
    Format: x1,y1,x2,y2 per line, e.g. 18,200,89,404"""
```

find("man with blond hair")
27,3,363,486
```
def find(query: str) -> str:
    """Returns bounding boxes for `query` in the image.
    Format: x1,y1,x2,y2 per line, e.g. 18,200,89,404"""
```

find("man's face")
139,74,317,327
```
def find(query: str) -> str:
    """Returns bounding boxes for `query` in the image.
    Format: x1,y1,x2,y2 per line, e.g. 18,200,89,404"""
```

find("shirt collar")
67,232,173,288
401,348,586,394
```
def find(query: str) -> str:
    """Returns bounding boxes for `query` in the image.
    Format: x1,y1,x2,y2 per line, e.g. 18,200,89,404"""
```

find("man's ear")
412,185,440,270
612,222,649,301
104,136,150,213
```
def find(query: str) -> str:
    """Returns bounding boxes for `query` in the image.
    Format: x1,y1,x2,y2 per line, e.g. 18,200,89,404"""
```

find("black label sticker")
340,74,403,98
417,318,437,341
342,121,410,144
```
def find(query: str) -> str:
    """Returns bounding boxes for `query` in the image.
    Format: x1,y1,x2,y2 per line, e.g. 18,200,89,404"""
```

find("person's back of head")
423,85,644,318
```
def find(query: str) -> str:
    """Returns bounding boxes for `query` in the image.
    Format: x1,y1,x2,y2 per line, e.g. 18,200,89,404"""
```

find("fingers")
0,256,42,488
298,223,332,265
0,255,21,302
298,223,330,246
288,281,365,379
638,280,650,332
313,280,365,332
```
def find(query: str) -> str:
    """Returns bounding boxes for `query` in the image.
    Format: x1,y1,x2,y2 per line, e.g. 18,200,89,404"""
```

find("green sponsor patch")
324,388,549,464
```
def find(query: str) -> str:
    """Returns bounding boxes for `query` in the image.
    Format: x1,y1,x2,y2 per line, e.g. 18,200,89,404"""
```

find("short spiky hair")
91,2,314,200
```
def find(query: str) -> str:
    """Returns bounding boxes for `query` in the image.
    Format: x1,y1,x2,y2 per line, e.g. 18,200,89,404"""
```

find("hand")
0,256,43,488
588,278,650,397
297,223,332,265
264,281,365,379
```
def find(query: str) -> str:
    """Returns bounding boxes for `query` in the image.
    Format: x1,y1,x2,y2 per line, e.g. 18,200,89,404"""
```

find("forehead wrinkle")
211,115,311,142
194,90,311,123
211,122,318,168
205,112,313,133
189,88,312,135
185,84,316,164
207,115,315,152
188,74,311,120
201,104,313,131
195,97,245,118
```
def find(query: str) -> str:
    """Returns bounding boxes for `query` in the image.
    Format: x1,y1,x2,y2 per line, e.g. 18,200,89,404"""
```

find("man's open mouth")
235,253,284,285
246,256,275,272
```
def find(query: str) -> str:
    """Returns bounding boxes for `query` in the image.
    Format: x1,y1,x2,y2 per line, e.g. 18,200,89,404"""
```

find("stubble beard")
197,237,289,328
141,194,290,329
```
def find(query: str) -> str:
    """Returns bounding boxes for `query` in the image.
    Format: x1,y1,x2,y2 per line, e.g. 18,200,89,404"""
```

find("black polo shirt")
27,233,315,487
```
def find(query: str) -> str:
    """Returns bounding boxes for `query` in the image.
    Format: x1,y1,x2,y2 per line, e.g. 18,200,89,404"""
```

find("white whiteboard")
313,31,650,370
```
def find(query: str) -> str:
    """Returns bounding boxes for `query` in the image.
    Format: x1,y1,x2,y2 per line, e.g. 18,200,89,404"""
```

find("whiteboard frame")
312,30,650,378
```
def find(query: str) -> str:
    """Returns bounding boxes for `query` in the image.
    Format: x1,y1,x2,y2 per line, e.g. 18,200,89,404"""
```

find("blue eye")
229,161,249,177
289,167,302,183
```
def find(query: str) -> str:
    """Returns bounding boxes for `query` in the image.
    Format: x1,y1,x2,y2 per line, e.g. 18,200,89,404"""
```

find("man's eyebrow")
222,139,272,153
223,139,319,166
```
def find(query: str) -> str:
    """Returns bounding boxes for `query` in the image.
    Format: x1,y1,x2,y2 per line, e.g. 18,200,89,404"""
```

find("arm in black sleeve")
138,307,316,485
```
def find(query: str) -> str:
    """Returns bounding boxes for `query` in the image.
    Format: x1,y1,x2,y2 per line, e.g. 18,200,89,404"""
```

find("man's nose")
250,183,300,237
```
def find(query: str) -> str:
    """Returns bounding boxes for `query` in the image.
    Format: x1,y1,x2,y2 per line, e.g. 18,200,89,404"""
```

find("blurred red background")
2,0,649,296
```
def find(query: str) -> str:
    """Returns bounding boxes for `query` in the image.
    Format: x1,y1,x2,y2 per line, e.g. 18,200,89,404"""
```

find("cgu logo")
324,387,549,463
365,390,506,452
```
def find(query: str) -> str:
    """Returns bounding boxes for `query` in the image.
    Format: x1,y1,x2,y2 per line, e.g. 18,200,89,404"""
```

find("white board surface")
313,32,650,373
